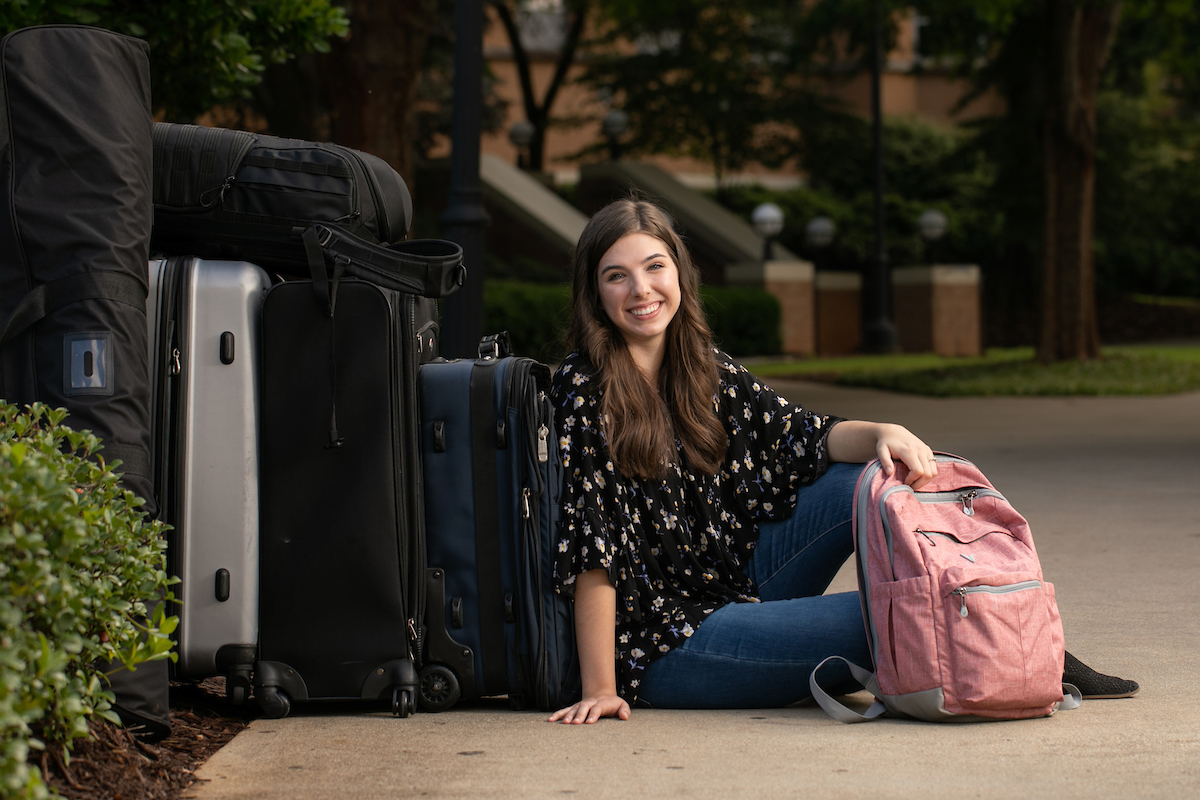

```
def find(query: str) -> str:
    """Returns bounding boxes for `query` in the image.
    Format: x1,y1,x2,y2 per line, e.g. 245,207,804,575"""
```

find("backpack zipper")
953,580,1042,617
914,527,1012,546
879,485,1009,577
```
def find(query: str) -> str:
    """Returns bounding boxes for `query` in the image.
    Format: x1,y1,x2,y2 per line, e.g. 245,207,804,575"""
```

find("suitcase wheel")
418,664,461,713
227,668,252,707
392,686,416,718
258,687,292,719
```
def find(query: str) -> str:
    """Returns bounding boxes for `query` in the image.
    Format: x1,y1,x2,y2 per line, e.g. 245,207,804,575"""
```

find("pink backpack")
810,454,1081,722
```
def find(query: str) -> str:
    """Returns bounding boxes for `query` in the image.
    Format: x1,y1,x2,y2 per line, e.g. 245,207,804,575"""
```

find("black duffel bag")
150,123,464,298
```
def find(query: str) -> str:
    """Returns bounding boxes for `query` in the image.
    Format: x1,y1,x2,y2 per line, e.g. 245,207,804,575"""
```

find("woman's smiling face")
596,232,681,354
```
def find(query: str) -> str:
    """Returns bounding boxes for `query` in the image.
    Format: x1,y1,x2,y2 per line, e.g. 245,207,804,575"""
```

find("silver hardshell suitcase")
147,256,270,704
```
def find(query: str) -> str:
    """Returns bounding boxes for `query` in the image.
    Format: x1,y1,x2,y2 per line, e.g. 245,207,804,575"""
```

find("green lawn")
743,344,1200,396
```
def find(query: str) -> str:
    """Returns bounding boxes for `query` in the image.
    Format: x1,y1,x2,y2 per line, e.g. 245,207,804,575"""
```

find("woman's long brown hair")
566,198,726,480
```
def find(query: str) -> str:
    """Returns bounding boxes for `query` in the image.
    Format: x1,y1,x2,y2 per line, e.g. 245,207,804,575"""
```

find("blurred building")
472,3,1002,189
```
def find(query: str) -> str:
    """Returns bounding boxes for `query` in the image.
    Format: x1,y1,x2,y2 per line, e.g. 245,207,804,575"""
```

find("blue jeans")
638,462,871,708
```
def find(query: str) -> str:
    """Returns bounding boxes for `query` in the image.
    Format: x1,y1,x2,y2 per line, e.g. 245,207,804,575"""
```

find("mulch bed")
35,678,253,800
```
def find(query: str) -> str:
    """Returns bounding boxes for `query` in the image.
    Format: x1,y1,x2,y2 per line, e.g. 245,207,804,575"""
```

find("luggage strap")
0,272,146,348
470,359,507,693
97,442,154,485
302,223,465,299
808,656,1083,724
301,226,347,449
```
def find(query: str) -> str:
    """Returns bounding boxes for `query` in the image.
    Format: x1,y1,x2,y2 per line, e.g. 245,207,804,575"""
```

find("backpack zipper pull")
915,528,938,546
522,487,531,519
537,424,549,463
954,587,969,617
960,490,978,517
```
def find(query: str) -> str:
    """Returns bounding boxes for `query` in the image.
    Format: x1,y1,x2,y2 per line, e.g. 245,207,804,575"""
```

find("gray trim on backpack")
810,655,1083,724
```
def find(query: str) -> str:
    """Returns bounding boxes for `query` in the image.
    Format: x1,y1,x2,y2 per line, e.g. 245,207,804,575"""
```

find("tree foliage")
912,0,1200,359
0,0,348,121
582,0,812,191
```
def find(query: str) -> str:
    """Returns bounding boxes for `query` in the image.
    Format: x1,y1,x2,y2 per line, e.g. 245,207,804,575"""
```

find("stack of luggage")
0,24,579,726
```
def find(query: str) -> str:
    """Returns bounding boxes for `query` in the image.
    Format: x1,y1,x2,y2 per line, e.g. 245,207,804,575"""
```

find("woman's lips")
631,301,661,317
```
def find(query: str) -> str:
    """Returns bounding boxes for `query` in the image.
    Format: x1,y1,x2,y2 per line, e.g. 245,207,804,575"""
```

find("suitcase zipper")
344,148,386,238
953,580,1042,618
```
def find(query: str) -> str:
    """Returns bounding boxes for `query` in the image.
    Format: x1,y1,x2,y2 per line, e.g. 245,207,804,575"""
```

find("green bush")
481,280,782,361
701,286,782,357
483,280,573,362
1,402,176,800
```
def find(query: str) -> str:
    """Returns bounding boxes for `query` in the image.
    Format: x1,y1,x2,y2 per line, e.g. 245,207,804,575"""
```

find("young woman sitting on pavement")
546,198,1137,723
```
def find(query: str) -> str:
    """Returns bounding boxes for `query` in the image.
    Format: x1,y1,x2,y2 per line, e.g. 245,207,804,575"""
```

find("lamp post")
862,0,898,353
917,208,948,265
508,120,535,169
805,216,836,271
752,202,784,262
602,109,629,162
440,0,489,359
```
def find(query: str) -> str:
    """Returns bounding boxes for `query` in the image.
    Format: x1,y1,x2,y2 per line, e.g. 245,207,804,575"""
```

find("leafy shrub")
483,280,573,362
701,286,782,357
0,402,176,800
481,280,782,361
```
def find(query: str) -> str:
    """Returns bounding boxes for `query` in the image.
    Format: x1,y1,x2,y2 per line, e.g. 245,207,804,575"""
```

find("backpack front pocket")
938,573,1065,715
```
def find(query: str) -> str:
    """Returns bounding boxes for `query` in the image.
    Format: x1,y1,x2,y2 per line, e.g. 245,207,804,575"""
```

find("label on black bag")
63,332,114,395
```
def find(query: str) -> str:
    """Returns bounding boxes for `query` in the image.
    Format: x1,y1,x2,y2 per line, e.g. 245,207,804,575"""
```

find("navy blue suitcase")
418,335,580,711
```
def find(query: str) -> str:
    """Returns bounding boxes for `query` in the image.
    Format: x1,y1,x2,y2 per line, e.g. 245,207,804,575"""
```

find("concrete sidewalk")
188,383,1200,800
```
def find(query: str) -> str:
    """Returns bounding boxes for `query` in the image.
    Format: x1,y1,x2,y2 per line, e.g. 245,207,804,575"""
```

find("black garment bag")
0,24,167,738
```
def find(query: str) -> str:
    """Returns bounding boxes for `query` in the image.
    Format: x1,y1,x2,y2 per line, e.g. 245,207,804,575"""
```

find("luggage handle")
478,331,513,360
301,223,465,299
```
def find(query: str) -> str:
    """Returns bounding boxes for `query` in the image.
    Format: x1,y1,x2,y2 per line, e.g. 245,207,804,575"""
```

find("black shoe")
1063,651,1139,699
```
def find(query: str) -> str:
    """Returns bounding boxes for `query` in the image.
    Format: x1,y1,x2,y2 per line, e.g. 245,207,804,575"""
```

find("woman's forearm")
573,569,619,697
827,419,939,489
827,420,885,464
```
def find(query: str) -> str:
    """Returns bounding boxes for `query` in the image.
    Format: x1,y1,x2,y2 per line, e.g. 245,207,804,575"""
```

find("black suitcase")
418,334,580,712
0,24,171,737
256,277,440,718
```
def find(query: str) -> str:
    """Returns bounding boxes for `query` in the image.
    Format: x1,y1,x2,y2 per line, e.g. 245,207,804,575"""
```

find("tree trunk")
1037,0,1120,362
321,0,437,188
492,0,586,173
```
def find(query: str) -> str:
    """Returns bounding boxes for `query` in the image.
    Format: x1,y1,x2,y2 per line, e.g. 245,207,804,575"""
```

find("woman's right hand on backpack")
548,694,631,724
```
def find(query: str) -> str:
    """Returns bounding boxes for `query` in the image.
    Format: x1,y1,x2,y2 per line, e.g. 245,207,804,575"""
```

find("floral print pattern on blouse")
550,349,842,702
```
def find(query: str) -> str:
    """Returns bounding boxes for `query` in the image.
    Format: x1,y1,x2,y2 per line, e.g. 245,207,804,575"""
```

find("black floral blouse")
550,349,842,702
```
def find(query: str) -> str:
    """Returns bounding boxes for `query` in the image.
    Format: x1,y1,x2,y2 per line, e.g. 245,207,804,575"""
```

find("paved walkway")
188,382,1200,800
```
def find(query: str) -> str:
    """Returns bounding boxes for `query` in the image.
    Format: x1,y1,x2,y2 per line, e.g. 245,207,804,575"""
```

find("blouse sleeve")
549,356,622,599
716,352,844,522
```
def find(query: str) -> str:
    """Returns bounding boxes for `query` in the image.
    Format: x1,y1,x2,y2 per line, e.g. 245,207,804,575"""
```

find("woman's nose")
629,271,650,296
